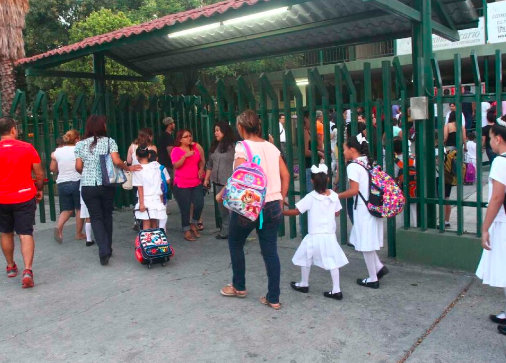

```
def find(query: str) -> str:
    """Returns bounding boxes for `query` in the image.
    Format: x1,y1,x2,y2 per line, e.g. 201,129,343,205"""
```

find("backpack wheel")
147,263,152,269
161,262,166,266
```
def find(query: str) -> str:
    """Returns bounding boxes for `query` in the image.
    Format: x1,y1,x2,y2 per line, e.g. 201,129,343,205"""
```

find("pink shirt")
234,140,282,203
171,145,201,188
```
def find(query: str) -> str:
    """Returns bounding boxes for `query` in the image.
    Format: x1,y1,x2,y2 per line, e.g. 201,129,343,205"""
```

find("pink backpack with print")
223,141,267,221
352,160,405,218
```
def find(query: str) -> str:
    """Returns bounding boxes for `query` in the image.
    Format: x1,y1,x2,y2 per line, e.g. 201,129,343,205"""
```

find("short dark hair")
467,131,476,141
393,138,403,154
0,116,16,136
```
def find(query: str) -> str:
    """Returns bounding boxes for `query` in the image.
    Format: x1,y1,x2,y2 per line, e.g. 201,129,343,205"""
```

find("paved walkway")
1,196,505,363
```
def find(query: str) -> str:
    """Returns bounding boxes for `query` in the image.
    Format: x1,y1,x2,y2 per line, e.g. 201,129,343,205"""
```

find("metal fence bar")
335,65,348,246
471,51,483,237
454,54,464,236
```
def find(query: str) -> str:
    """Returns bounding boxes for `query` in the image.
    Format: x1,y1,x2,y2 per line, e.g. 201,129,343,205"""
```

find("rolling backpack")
134,210,174,269
464,162,476,185
223,141,267,223
352,159,405,218
394,156,417,198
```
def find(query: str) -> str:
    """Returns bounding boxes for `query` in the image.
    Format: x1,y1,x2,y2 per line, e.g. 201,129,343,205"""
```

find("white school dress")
347,156,384,251
133,161,169,220
292,190,349,270
476,154,506,287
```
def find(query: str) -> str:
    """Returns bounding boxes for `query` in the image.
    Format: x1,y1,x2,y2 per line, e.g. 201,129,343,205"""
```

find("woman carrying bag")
75,115,141,266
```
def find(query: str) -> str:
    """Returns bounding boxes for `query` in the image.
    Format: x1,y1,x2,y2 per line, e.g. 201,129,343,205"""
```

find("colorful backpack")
223,141,267,222
135,228,174,269
159,165,168,205
464,162,476,185
352,160,405,218
394,156,417,198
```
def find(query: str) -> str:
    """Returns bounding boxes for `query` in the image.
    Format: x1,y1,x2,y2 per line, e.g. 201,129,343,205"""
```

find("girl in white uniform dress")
338,135,389,289
283,164,349,300
133,145,170,230
476,120,506,336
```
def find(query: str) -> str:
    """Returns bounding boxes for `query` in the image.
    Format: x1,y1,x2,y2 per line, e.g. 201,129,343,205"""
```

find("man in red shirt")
0,117,44,288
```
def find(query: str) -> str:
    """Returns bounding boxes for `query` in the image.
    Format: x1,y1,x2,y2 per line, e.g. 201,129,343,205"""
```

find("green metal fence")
10,49,498,255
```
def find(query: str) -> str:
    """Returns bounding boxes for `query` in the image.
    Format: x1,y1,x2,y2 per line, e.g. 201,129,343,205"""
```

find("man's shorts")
0,198,37,235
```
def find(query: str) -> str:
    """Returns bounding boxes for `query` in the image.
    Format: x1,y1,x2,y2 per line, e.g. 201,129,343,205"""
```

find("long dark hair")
210,121,236,154
311,171,327,194
346,135,373,167
174,129,193,150
84,115,107,149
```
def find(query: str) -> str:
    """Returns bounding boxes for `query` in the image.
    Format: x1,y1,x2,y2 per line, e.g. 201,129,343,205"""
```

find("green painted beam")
26,68,158,82
104,50,154,77
432,0,456,30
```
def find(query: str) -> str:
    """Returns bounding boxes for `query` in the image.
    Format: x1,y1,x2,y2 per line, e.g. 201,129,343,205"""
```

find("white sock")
501,287,506,316
296,266,311,287
85,223,93,242
159,216,167,231
330,268,341,294
373,251,384,273
363,251,378,282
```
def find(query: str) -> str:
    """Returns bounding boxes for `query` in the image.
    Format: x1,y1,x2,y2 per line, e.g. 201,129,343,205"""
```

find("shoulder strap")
239,141,253,162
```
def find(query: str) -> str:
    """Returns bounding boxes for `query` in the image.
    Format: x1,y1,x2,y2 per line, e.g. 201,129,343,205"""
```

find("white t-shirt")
346,156,370,205
132,161,170,198
345,110,351,124
481,102,491,127
54,146,81,184
295,190,342,234
488,154,506,223
466,141,477,162
445,112,466,126
330,122,337,152
279,122,286,143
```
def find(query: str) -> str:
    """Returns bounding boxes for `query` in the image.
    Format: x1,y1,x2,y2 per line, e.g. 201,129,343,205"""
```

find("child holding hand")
283,164,349,300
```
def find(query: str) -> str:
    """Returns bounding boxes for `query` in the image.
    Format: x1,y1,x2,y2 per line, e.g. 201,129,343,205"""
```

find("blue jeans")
228,201,282,304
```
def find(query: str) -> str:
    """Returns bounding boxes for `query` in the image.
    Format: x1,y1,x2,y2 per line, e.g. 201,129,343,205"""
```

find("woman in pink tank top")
171,129,205,241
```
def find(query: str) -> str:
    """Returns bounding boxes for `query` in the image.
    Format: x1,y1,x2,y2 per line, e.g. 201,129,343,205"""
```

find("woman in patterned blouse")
75,115,141,266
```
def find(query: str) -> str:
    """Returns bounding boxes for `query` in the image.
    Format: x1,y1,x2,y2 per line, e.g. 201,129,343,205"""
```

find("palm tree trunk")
0,57,15,116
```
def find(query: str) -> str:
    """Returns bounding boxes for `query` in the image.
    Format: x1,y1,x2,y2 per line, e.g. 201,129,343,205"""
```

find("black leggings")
173,184,204,232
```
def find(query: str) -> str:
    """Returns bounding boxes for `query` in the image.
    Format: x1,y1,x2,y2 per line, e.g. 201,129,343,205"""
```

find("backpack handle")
240,140,261,165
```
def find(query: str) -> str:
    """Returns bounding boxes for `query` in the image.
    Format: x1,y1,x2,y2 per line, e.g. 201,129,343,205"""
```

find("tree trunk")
0,57,15,116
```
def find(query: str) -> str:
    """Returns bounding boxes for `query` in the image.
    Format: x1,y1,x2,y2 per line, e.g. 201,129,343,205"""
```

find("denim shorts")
57,181,81,211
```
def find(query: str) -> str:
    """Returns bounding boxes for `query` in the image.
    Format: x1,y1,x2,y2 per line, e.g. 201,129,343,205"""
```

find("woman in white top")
283,164,349,300
50,130,84,243
476,120,506,336
127,128,157,166
337,135,388,289
217,110,290,310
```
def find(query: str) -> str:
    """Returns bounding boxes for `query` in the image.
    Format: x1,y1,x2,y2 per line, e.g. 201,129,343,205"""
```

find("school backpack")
159,165,168,204
464,162,476,185
223,141,267,222
394,156,417,198
352,160,405,218
135,227,174,269
444,149,467,186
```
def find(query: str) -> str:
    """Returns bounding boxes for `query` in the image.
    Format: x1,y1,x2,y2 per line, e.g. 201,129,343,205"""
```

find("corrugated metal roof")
17,0,479,74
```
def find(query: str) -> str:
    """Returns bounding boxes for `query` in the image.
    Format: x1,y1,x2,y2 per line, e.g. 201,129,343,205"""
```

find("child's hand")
481,231,491,251
139,204,146,212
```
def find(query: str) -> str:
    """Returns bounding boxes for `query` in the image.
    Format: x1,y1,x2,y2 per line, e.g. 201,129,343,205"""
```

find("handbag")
122,170,133,190
100,138,127,187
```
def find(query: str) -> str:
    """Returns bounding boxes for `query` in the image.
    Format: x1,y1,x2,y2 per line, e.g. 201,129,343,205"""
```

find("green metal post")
471,51,483,237
335,65,348,245
484,56,490,94
72,94,87,135
382,61,396,257
341,65,357,136
237,75,257,113
119,94,132,206
53,93,70,149
307,68,318,165
400,89,410,228
93,52,106,114
496,50,502,118
454,54,464,235
364,63,374,160
9,90,28,142
34,91,56,222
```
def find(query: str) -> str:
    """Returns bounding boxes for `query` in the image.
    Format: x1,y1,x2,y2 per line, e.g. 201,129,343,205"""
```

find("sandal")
190,224,201,238
184,231,196,242
197,222,204,231
220,284,247,298
260,296,281,310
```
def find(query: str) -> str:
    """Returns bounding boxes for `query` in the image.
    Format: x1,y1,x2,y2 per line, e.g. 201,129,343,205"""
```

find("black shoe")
86,240,95,247
100,255,111,266
490,313,506,324
215,235,228,240
323,291,343,300
498,325,506,336
346,243,354,247
290,281,309,293
377,266,389,280
357,278,379,289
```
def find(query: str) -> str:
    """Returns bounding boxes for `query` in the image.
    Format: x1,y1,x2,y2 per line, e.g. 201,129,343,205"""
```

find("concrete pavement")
0,197,505,363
